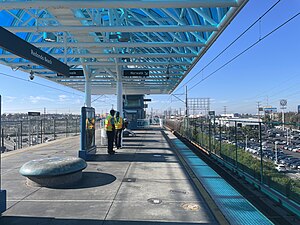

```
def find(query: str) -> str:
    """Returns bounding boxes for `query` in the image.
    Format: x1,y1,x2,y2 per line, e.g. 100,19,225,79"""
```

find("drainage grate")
170,189,187,194
181,203,200,211
122,178,136,182
147,198,162,204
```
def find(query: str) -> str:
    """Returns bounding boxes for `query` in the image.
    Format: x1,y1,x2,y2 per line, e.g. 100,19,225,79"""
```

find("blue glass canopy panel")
0,0,248,95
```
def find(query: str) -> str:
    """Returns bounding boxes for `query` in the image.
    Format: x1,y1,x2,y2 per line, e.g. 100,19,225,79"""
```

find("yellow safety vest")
105,115,113,131
115,116,123,130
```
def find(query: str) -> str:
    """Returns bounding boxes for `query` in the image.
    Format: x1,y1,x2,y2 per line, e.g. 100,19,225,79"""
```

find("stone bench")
19,156,87,187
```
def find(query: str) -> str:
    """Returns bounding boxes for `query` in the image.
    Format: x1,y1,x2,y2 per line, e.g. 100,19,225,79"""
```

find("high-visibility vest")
105,115,113,131
115,116,123,129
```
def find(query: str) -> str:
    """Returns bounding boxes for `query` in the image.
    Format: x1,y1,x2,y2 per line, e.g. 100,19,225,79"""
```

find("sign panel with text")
57,69,84,77
0,26,69,76
28,112,40,116
123,70,149,77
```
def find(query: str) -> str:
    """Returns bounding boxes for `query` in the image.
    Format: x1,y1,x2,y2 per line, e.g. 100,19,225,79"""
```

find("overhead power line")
174,0,282,93
188,12,300,92
0,72,84,97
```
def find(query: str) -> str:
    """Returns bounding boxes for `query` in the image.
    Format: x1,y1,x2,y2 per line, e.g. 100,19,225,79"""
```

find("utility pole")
257,101,261,121
223,106,227,116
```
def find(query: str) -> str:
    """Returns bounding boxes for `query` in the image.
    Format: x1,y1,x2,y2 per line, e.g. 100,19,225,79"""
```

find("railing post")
208,120,212,153
259,122,263,183
20,121,23,149
75,118,78,135
235,121,238,168
40,120,43,144
66,118,68,137
53,118,56,140
219,122,222,156
1,128,4,148
201,123,204,146
28,117,31,146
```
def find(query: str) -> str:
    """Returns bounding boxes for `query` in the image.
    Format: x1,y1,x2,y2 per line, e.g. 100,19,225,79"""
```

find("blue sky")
1,0,300,115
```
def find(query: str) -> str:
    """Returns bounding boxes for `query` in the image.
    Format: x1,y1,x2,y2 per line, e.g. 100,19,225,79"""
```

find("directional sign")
0,26,69,76
123,70,149,76
69,69,84,76
58,69,84,77
28,112,40,116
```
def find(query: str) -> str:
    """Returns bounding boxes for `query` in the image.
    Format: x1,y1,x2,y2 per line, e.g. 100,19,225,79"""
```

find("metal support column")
117,80,123,114
116,63,123,115
84,66,91,108
0,95,7,214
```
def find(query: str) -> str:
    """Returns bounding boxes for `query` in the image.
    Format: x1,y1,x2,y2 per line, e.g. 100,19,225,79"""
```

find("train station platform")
0,127,220,225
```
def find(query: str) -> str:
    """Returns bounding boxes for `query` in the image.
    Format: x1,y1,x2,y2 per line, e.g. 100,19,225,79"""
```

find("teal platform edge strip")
172,138,274,225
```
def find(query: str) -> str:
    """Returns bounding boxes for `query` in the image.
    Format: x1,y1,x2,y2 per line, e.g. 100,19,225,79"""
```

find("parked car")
275,164,286,172
290,162,300,170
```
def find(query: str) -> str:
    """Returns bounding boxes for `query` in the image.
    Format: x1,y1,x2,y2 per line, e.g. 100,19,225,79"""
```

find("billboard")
264,107,277,113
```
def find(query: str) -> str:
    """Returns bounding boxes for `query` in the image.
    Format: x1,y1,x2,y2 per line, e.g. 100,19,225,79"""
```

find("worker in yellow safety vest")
114,111,124,149
105,109,116,154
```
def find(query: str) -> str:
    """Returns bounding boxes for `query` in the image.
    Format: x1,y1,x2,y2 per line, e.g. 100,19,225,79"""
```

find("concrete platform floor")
0,127,218,225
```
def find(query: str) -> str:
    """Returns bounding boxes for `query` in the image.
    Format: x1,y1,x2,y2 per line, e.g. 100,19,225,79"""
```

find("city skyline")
1,0,300,115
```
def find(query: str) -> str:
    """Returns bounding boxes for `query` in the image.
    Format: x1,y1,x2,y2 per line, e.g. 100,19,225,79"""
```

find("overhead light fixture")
118,32,130,42
43,32,57,42
109,34,118,40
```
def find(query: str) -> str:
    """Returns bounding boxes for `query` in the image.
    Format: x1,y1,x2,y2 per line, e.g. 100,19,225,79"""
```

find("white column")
117,80,123,115
115,62,123,116
84,66,91,107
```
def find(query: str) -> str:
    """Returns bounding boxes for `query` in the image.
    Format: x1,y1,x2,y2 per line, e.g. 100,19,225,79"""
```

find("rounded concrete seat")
19,156,87,187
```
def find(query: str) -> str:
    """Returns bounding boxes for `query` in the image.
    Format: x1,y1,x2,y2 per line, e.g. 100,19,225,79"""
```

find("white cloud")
4,96,16,103
75,99,82,104
58,95,69,102
29,96,54,104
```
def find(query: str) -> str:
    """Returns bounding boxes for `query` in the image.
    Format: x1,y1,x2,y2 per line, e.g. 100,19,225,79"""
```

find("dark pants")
115,129,122,148
106,130,115,153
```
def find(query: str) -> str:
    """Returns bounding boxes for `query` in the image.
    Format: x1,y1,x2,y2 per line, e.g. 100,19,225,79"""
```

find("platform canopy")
0,0,248,95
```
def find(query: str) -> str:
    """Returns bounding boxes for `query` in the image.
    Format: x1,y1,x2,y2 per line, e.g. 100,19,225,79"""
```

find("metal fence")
0,117,80,152
166,118,300,205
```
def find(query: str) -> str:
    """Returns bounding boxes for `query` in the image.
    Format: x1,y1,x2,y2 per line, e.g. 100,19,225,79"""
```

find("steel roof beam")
4,24,218,33
6,61,190,67
31,41,205,48
0,1,239,10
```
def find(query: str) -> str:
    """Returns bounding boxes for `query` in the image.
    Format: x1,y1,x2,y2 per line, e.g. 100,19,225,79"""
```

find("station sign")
28,112,41,116
0,26,69,76
123,70,149,77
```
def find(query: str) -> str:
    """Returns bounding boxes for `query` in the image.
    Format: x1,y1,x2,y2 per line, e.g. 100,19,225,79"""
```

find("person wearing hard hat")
105,109,116,154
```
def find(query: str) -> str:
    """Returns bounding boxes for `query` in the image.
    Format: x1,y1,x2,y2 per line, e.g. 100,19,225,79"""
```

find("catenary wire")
174,0,282,94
